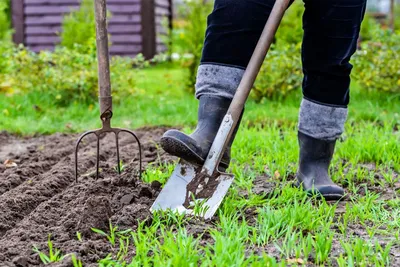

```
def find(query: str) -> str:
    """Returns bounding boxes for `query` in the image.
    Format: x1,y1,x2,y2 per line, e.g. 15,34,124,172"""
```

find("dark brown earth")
0,129,399,266
0,128,175,266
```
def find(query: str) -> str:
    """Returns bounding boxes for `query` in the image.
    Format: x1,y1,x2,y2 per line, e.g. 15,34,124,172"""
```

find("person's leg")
298,0,367,199
161,0,276,169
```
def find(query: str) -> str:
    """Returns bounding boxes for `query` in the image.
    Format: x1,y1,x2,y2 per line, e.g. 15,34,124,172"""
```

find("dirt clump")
77,196,112,237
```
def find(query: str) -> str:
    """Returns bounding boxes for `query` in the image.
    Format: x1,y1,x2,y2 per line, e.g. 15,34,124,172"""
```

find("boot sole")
160,136,229,170
308,192,345,201
295,181,345,201
160,136,206,165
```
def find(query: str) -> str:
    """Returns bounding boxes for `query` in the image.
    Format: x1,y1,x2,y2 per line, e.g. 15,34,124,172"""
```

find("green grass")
4,62,400,265
1,62,398,135
33,235,69,264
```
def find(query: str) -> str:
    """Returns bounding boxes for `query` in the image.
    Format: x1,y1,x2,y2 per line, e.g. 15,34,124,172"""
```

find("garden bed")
0,127,399,266
0,128,171,266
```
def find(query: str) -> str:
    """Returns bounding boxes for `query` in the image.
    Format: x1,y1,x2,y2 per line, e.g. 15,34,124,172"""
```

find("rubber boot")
160,96,241,170
297,131,345,200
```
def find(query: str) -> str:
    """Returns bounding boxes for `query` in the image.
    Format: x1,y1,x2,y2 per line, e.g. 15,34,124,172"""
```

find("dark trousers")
201,0,367,106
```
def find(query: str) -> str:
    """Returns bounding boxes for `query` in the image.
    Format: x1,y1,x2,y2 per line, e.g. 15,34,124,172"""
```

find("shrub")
0,44,143,106
0,38,11,72
252,43,302,101
275,2,304,46
0,0,11,41
170,0,213,93
251,2,304,101
60,0,97,53
360,13,382,42
352,29,400,94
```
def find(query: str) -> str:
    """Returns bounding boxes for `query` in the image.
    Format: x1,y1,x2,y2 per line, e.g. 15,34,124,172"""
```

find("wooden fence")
11,0,172,59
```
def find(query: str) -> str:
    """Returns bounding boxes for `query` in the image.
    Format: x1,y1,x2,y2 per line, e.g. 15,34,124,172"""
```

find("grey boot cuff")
298,98,348,141
195,64,245,100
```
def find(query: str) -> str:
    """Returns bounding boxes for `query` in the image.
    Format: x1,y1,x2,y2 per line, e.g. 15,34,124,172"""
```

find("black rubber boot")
160,96,241,170
297,131,345,200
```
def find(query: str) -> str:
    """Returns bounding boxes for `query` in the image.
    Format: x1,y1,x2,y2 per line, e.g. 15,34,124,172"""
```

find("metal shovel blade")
150,160,234,220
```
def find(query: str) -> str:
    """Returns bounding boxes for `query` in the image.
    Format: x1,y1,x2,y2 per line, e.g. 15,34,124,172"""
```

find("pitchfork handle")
95,0,113,116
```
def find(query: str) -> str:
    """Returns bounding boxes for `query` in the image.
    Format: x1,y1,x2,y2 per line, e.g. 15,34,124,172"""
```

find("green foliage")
0,43,143,106
396,5,400,31
360,13,382,41
91,221,119,246
275,1,304,46
172,0,213,93
338,239,392,266
114,160,126,173
0,40,12,74
188,193,211,217
142,163,175,184
92,221,133,247
33,235,67,264
76,231,83,242
250,2,304,101
352,29,400,93
60,0,97,53
71,254,84,267
169,1,304,98
252,43,302,101
0,0,11,41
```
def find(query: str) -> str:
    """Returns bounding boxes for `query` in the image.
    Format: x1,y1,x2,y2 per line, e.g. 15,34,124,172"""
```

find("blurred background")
0,0,399,134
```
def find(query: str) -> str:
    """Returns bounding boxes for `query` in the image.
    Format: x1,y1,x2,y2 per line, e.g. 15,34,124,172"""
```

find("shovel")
151,0,291,219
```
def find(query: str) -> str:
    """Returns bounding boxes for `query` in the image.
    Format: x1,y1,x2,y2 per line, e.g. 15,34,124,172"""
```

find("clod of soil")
0,128,175,265
77,196,112,237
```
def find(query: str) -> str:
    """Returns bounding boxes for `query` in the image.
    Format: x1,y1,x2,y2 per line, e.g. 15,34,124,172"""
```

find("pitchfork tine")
75,130,96,183
96,135,100,180
119,129,143,179
115,132,121,175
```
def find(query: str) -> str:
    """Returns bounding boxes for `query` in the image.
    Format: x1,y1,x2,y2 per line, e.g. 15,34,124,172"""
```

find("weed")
116,237,130,262
32,235,67,264
142,162,175,184
338,238,393,266
188,193,211,218
76,231,82,242
114,160,126,173
312,229,334,265
91,221,119,246
71,254,84,267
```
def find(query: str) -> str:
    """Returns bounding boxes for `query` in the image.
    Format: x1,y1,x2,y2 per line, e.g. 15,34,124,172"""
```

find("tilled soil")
0,128,175,266
0,128,399,266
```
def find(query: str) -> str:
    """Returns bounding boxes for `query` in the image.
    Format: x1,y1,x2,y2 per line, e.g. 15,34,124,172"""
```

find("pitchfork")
74,0,142,182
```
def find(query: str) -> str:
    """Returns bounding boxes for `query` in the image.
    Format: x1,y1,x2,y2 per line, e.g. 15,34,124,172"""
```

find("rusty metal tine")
75,130,97,183
96,135,100,180
137,136,142,179
115,131,121,175
120,129,142,179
